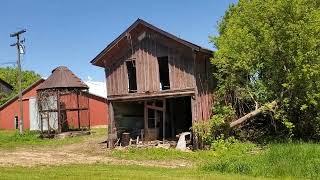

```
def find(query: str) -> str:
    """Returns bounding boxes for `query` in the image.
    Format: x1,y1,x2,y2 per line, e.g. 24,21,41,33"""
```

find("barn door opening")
144,99,166,141
126,60,137,93
158,56,170,90
143,97,192,141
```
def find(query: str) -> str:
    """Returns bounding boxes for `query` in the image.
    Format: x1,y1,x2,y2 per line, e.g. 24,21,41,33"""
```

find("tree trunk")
230,101,277,128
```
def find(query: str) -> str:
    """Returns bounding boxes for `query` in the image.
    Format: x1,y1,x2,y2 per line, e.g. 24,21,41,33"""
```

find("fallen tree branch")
230,101,277,128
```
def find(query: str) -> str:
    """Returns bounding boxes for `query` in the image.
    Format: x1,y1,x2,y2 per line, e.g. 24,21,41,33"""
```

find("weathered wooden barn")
91,19,214,145
0,67,108,130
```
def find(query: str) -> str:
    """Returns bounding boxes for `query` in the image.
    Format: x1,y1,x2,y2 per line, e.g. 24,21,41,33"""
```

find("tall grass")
202,142,320,179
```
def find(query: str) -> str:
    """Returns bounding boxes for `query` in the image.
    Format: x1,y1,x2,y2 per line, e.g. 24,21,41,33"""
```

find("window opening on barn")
15,115,18,129
126,60,137,93
158,56,170,90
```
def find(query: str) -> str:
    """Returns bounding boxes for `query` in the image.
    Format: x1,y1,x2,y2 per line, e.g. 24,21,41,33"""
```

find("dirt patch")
0,137,192,168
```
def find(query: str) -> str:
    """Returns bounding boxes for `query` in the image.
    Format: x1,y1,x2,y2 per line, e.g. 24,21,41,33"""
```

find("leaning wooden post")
162,99,166,144
144,101,148,141
108,102,115,148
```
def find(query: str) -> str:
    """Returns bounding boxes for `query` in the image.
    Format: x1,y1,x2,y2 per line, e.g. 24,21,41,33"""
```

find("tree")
0,67,41,105
210,0,320,140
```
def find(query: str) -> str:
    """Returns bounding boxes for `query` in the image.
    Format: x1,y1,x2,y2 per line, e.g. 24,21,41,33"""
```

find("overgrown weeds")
201,142,320,179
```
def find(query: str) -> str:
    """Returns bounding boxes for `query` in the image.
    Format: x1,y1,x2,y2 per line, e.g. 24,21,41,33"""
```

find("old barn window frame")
157,56,170,90
126,60,137,93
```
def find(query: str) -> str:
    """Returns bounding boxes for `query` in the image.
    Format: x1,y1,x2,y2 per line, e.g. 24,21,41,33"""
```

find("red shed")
0,74,108,130
0,79,44,130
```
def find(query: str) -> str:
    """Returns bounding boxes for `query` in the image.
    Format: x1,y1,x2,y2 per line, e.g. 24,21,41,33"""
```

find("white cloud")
85,80,107,98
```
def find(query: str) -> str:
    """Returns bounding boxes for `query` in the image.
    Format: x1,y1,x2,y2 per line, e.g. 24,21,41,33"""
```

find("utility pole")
10,29,26,134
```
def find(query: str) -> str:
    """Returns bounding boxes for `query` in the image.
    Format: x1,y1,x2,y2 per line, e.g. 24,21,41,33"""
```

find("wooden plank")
143,40,147,92
155,40,159,90
57,90,61,133
191,96,196,123
145,39,150,92
108,102,115,148
77,92,80,129
105,68,111,96
151,39,157,91
109,67,114,95
169,100,175,138
162,98,166,143
107,89,195,101
144,101,148,141
146,104,164,111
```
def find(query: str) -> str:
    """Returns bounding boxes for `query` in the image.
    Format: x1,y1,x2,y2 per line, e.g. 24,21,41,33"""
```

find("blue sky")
0,0,237,82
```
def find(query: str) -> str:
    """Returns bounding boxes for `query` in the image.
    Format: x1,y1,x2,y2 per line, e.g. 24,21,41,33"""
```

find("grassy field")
111,142,320,179
0,129,106,149
0,130,320,179
0,164,258,180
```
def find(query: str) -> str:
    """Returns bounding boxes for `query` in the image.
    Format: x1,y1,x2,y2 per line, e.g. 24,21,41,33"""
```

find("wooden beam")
108,90,195,102
39,108,89,113
191,96,196,123
144,101,148,141
146,104,164,111
162,99,166,143
108,102,115,148
169,99,175,139
57,90,61,133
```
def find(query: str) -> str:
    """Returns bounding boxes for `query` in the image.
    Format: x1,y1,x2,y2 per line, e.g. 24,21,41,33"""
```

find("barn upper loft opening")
125,60,137,93
157,56,170,90
90,18,213,68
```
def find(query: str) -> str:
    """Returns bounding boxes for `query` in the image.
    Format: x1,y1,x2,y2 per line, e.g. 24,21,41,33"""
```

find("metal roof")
37,66,88,90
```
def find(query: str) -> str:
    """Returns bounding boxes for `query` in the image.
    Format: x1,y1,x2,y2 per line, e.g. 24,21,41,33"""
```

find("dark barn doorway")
144,96,192,141
112,96,192,143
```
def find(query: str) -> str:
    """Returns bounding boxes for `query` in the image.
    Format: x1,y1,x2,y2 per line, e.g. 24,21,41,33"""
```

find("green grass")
0,128,106,149
0,164,260,180
202,142,320,179
112,142,320,179
111,147,219,163
1,129,320,179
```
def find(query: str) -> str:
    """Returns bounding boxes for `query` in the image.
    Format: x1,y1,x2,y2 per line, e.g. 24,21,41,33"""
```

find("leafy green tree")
210,0,320,140
0,67,41,105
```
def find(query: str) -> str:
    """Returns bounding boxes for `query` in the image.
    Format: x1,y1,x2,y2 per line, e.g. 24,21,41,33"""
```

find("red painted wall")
0,81,41,130
0,81,108,130
88,94,108,127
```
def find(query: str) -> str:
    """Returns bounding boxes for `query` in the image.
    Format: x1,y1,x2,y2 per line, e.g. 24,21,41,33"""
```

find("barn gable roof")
0,78,45,110
0,78,13,90
37,66,88,90
90,18,213,67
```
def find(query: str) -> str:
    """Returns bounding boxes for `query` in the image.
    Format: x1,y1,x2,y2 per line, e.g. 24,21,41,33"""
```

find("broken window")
126,60,137,93
157,56,170,90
